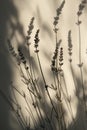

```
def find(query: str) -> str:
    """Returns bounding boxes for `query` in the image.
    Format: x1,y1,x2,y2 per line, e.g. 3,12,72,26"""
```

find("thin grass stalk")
53,27,61,98
36,53,46,85
13,86,37,128
0,89,25,129
55,33,61,99
28,45,33,77
44,109,54,130
11,81,37,129
34,29,61,128
56,78,63,130
52,31,64,130
30,65,42,94
55,37,64,130
10,83,18,104
50,107,57,130
24,97,38,128
10,85,27,126
57,74,66,130
55,30,58,68
22,69,45,130
70,62,77,93
56,46,66,130
36,52,61,130
57,74,74,124
53,72,57,89
55,68,63,130
25,107,38,129
60,85,71,115
26,17,35,79
62,75,74,122
35,106,43,128
16,114,25,130
19,108,27,126
15,111,26,130
25,65,40,97
14,107,26,129
24,68,46,128
59,74,66,130
27,84,53,130
19,63,40,101
35,100,46,129
25,69,46,126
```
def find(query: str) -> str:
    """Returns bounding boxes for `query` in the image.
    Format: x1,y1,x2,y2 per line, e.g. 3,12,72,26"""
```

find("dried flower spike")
34,29,40,53
51,40,62,72
7,39,21,65
56,0,65,15
68,30,73,62
53,0,65,27
53,39,62,60
82,0,87,4
77,0,87,17
18,47,26,65
26,17,35,46
7,39,17,57
59,47,63,66
27,17,34,35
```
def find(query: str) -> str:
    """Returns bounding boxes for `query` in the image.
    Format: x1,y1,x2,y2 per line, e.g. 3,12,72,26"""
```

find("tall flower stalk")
26,17,35,79
52,1,66,130
34,29,59,121
76,0,87,113
67,30,75,121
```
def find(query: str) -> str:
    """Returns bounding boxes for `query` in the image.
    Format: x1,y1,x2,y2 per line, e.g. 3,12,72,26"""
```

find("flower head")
68,30,73,62
18,47,26,65
34,29,40,53
53,0,65,27
59,47,63,66
26,17,35,46
51,40,62,72
7,39,20,65
77,0,87,17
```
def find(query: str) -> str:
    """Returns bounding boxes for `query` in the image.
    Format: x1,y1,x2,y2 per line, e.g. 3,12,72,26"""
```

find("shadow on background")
0,0,24,130
67,67,87,130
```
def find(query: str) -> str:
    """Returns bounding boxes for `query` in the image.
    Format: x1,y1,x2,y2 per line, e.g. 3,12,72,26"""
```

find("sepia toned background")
0,0,87,130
